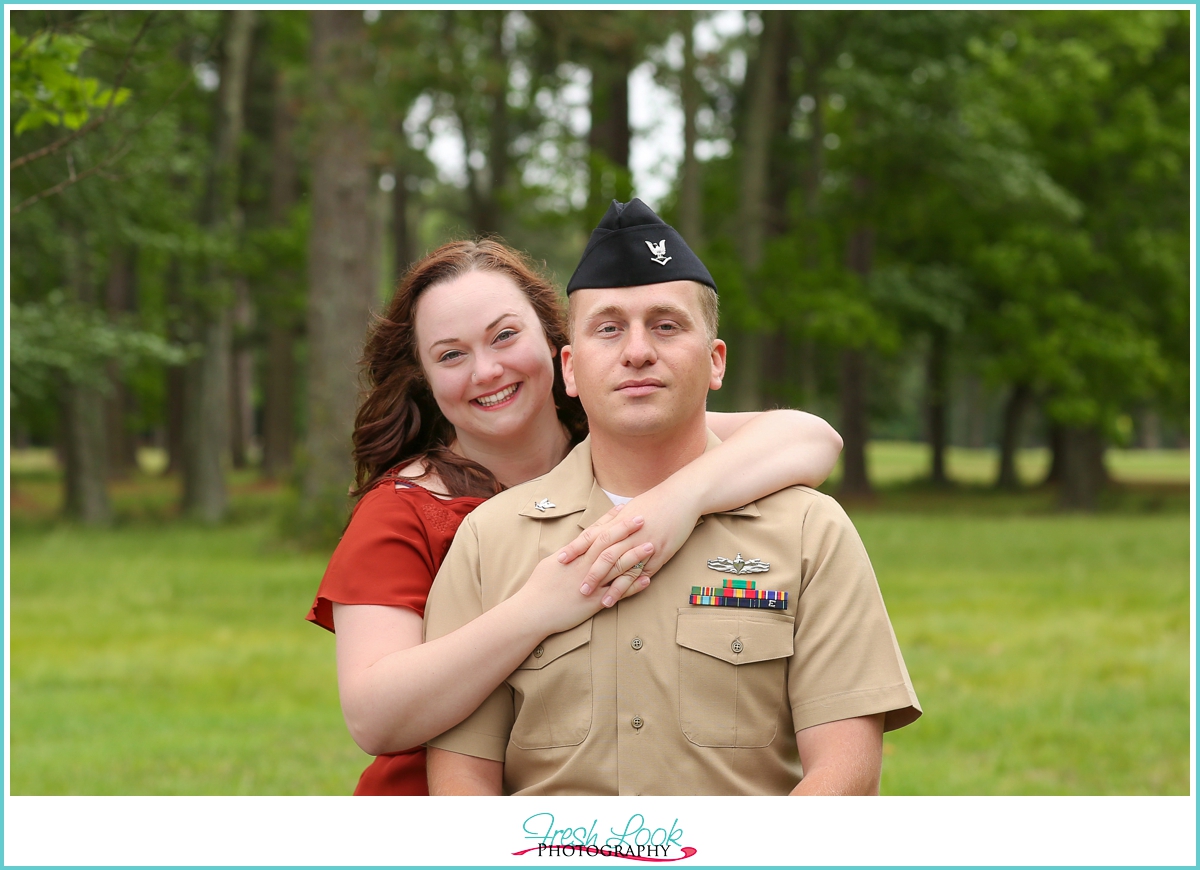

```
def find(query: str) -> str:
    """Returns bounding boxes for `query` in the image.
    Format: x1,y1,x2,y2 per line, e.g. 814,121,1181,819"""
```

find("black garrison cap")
565,198,716,295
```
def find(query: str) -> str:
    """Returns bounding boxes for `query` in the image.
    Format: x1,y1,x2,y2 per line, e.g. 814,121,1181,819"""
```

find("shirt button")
631,637,643,651
533,645,544,658
731,639,743,654
631,716,643,730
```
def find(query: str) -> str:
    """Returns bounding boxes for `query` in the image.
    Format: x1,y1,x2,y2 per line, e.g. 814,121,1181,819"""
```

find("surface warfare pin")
533,498,555,512
706,553,770,575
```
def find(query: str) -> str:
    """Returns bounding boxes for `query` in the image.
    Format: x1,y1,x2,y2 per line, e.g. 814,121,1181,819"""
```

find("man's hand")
790,713,885,795
427,747,503,795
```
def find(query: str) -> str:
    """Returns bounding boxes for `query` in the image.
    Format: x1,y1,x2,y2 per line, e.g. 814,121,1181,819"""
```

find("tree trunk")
181,9,256,522
304,10,378,524
181,314,231,520
732,11,788,412
798,338,819,410
260,65,301,480
103,244,139,478
261,319,297,480
392,161,412,274
62,225,111,523
1058,425,1108,511
761,334,790,409
927,329,949,486
1137,407,1162,449
677,11,702,249
164,255,186,476
963,372,986,449
229,274,254,469
229,16,266,472
62,381,111,524
996,382,1031,490
839,348,871,497
1043,421,1064,485
480,10,509,236
586,37,633,222
766,17,796,240
840,208,875,497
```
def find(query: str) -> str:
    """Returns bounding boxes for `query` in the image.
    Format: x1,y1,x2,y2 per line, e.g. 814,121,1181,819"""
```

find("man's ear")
709,339,727,391
561,344,579,397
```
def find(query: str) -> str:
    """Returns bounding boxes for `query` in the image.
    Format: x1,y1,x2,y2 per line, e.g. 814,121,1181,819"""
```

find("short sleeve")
788,495,922,733
306,484,479,633
424,514,515,762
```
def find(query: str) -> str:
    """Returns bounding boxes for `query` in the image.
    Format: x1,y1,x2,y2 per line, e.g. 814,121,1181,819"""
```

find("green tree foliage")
10,26,130,135
8,10,1189,519
11,292,186,408
972,11,1188,433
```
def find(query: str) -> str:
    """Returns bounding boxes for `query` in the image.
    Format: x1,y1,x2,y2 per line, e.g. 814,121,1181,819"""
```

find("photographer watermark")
512,813,697,862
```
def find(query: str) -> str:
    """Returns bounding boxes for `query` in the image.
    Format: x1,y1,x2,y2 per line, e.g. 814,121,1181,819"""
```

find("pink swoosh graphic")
512,846,697,863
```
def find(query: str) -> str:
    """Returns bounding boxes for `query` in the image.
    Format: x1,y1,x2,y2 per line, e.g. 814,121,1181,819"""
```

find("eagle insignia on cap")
645,239,672,266
707,553,770,575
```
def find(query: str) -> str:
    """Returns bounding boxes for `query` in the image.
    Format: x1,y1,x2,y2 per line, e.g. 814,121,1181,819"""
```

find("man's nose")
622,324,657,367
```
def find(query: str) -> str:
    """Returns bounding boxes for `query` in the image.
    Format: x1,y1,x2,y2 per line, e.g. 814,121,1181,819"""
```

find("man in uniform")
423,199,920,795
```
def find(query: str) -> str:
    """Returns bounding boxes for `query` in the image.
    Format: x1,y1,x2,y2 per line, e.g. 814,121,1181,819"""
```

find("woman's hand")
557,480,702,604
556,410,844,600
515,505,655,635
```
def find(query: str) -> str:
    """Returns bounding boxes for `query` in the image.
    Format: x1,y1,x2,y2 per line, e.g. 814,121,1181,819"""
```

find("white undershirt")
602,489,634,506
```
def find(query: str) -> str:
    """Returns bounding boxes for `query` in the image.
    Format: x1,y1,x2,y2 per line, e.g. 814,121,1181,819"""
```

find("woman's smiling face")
414,269,559,447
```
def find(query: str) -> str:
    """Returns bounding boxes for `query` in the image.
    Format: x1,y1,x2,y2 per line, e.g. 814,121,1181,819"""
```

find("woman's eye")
438,350,464,363
495,329,517,343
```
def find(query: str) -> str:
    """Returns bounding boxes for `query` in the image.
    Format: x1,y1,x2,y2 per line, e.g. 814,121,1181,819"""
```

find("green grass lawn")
828,441,1191,487
7,445,1192,795
9,520,366,794
867,513,1190,795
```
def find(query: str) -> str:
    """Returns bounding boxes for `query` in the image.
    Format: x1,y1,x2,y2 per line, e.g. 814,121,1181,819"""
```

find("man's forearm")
790,713,885,796
427,746,504,795
788,765,881,795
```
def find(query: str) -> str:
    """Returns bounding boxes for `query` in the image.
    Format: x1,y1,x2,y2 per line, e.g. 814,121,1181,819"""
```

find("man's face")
561,281,726,439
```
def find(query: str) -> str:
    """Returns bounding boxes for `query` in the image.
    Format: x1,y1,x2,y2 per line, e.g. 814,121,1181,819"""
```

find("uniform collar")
516,431,761,528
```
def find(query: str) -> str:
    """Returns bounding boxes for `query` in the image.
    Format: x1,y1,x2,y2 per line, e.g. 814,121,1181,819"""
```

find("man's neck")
588,419,709,497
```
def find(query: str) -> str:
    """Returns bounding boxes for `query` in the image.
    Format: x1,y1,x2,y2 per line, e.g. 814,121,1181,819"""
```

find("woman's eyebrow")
429,312,522,350
487,312,522,330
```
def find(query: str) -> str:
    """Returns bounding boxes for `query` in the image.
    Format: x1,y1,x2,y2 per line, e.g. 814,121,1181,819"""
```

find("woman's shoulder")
341,469,481,556
391,460,451,499
355,463,482,519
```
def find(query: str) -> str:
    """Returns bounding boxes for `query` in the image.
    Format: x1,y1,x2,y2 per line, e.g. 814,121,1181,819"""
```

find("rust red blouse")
307,478,485,795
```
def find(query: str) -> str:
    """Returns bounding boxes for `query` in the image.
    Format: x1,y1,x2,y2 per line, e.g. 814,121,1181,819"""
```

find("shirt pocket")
676,609,795,748
508,619,593,749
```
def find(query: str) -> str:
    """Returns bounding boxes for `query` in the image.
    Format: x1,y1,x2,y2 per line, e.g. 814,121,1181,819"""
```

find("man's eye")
597,324,619,335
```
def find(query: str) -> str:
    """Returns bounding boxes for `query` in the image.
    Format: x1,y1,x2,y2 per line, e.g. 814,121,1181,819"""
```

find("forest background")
7,9,1192,796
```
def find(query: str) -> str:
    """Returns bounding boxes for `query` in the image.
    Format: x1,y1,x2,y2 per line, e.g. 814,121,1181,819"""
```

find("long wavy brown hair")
352,239,588,500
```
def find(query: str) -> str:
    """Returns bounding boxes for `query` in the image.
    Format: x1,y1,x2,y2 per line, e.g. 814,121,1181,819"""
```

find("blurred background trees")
9,9,1190,528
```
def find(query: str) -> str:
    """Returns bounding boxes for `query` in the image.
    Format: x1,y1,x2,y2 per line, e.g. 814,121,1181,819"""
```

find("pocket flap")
676,610,794,665
517,619,592,670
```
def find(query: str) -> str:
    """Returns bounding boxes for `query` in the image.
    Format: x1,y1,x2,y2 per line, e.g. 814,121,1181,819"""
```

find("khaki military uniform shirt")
424,434,921,795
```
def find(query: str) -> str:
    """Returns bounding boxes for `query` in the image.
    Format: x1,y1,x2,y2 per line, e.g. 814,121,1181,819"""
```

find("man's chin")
590,410,674,439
